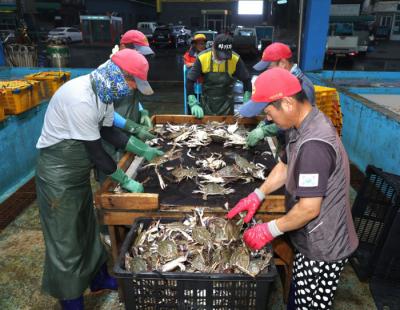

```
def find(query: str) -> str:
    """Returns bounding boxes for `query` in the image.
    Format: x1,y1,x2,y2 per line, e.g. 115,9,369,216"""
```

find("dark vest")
285,107,359,261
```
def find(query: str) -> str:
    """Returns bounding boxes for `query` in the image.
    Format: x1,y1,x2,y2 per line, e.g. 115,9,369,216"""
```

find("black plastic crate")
350,165,400,281
113,217,277,310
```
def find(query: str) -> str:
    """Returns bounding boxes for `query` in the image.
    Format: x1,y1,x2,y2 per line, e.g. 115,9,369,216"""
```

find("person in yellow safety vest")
186,34,252,117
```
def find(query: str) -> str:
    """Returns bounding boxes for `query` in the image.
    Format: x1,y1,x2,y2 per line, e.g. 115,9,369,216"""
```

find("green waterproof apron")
36,141,108,299
201,57,235,116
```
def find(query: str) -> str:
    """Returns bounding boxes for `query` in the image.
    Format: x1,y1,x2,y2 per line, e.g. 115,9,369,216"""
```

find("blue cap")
239,99,269,118
253,60,270,72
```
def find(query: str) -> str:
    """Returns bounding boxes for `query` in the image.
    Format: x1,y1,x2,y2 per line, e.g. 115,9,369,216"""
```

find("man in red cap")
228,68,358,310
241,42,315,148
110,29,155,132
36,49,163,310
112,29,155,57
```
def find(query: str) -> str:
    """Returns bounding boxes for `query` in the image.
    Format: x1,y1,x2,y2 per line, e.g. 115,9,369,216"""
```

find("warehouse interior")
0,1,399,310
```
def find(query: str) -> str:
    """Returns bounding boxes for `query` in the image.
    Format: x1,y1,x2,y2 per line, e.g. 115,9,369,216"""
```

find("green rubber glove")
246,122,279,147
140,109,153,129
124,119,155,141
188,95,204,119
243,90,251,103
110,168,144,193
125,136,164,161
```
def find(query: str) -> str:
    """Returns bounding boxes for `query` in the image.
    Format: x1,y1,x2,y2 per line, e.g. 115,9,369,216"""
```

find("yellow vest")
198,49,240,76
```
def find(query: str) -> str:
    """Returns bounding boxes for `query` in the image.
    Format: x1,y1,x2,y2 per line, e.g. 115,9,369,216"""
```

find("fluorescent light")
238,1,263,15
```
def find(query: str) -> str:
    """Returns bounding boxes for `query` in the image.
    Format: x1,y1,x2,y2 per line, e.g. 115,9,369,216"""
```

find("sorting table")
95,115,293,302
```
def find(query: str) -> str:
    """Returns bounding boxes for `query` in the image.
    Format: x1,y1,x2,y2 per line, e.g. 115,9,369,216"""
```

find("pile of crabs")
125,209,272,277
141,122,271,200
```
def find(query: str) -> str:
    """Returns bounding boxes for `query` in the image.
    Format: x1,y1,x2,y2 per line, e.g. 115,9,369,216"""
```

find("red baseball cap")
111,49,154,95
120,30,154,56
253,43,293,71
239,67,302,117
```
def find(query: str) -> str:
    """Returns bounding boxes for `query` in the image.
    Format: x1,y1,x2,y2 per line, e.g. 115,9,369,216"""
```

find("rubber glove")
243,90,251,103
124,119,155,141
226,189,265,223
110,168,144,193
140,109,153,129
243,220,283,250
188,94,204,119
125,136,164,161
246,121,279,147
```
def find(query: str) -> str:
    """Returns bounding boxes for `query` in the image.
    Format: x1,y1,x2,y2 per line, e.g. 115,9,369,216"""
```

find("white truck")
137,22,158,39
326,23,358,59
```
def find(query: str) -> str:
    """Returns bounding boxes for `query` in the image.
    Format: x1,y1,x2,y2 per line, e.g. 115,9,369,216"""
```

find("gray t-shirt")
36,74,114,149
283,140,336,197
293,140,336,197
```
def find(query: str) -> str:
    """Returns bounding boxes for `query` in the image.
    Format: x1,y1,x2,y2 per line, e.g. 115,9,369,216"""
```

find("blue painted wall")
307,71,400,176
301,0,331,71
0,67,92,203
310,70,400,81
338,92,400,176
0,103,48,202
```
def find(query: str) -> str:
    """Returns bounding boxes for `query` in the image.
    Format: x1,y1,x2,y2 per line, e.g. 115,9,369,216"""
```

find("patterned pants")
292,252,347,310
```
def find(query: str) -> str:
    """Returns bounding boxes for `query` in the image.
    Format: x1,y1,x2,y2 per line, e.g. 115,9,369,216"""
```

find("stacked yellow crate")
0,90,5,121
24,71,71,99
25,80,43,107
0,80,41,115
314,85,343,136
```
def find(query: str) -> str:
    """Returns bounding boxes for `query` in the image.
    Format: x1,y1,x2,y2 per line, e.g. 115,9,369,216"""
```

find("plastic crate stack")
24,71,71,99
0,80,42,116
314,85,343,136
351,165,400,281
0,89,5,121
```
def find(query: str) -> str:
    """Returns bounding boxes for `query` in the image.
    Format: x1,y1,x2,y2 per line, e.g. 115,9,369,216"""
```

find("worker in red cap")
110,30,155,132
112,29,155,57
242,42,315,147
228,68,358,310
35,49,163,310
96,30,156,182
183,33,207,68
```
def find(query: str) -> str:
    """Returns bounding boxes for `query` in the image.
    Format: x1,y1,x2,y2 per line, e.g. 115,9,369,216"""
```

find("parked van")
137,22,158,38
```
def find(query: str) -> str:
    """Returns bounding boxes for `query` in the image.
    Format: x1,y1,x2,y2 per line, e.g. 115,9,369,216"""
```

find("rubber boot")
59,295,84,310
90,263,118,292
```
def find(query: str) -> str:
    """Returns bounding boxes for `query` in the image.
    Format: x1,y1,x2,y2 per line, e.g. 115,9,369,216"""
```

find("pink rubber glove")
243,223,275,250
226,191,262,223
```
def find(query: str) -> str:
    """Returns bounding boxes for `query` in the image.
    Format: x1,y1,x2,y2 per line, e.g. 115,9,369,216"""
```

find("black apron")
201,57,235,116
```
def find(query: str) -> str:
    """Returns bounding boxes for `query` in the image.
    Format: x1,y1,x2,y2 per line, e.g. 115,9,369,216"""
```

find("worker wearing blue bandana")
96,30,156,182
35,49,163,310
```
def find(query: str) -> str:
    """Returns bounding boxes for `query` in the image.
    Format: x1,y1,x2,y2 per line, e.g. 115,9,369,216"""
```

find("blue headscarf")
90,60,131,104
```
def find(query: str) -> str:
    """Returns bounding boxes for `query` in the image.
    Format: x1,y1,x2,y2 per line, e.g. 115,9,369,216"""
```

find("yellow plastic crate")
314,85,343,136
0,80,35,115
0,90,5,121
24,71,71,98
25,80,43,107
